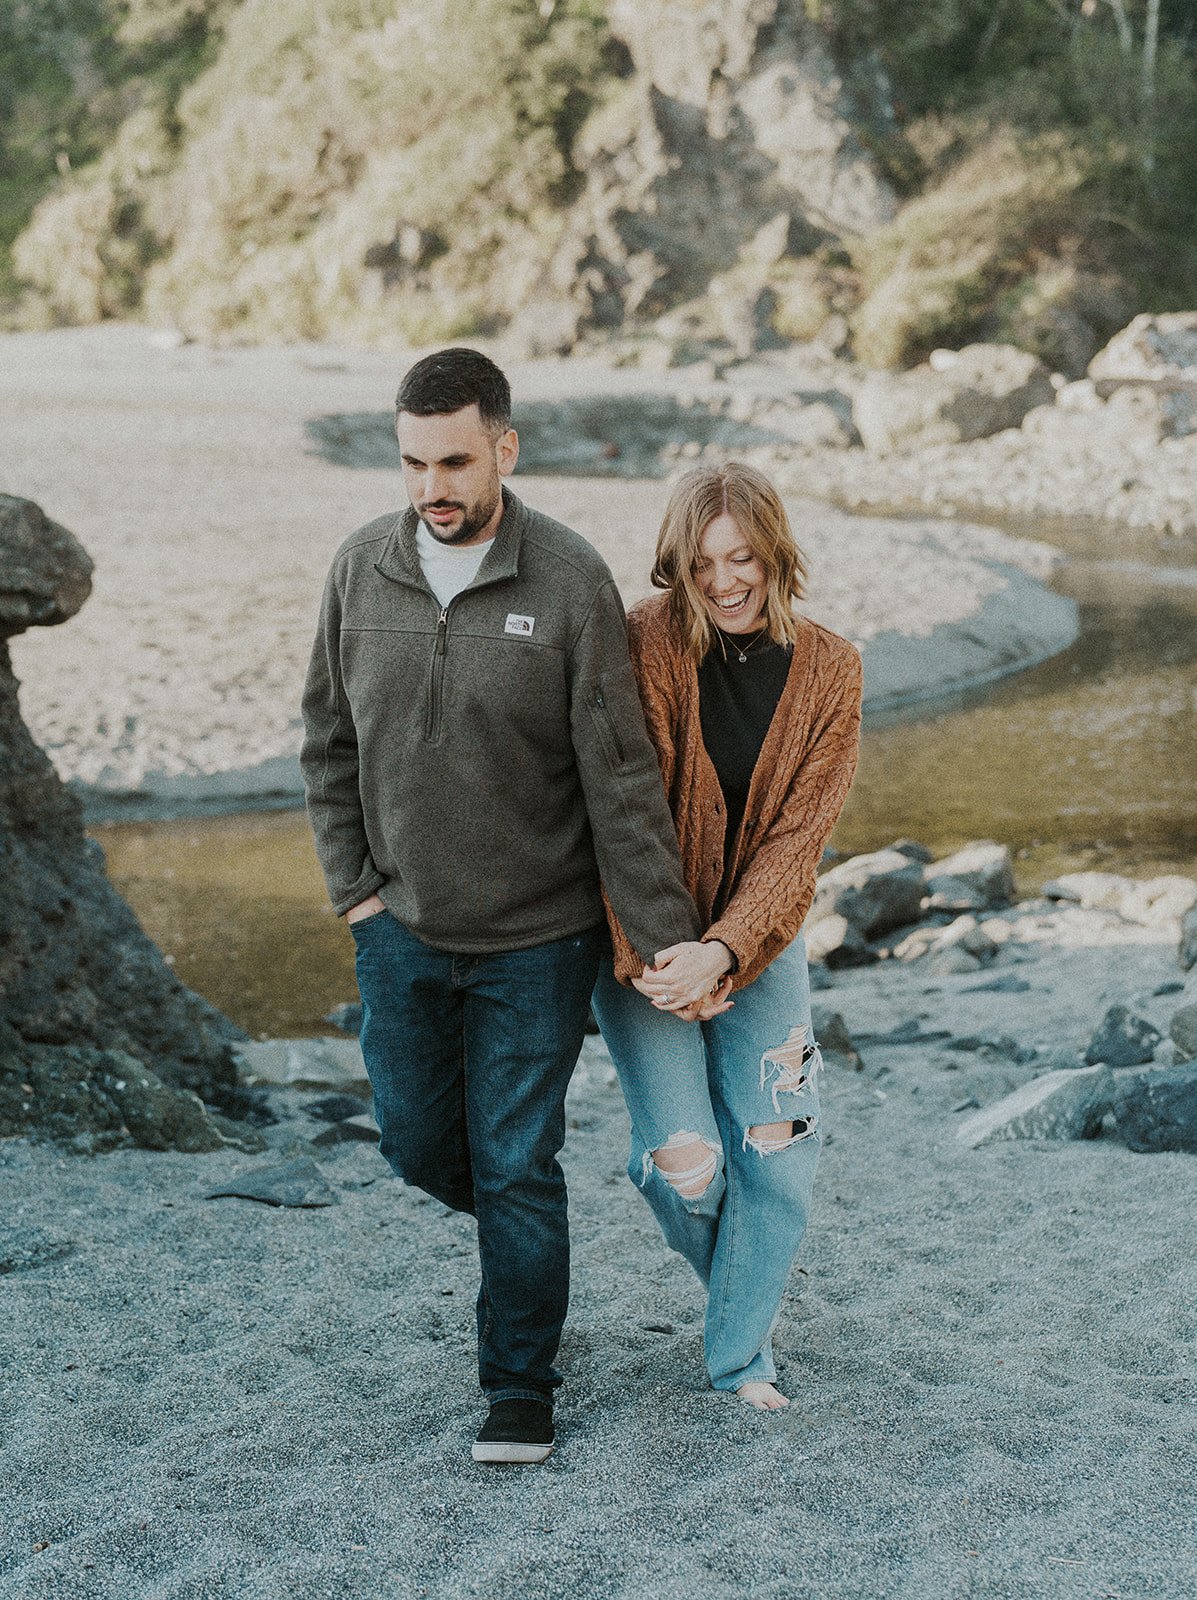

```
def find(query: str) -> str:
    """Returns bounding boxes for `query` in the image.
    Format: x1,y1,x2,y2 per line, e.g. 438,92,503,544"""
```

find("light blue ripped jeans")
592,933,822,1393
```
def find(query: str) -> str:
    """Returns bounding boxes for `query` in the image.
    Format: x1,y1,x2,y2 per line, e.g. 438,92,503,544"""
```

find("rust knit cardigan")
607,593,863,991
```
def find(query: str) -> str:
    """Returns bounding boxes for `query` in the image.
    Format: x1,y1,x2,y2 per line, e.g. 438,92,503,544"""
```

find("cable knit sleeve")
602,603,685,983
626,606,682,792
704,640,862,982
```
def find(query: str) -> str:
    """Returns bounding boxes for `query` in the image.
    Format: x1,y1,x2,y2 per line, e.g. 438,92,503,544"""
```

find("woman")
592,461,862,1411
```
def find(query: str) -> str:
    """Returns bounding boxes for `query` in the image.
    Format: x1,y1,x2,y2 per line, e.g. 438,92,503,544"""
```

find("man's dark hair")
395,348,512,435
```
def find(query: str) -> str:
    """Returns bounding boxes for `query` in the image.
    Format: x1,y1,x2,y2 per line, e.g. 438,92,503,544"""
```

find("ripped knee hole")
648,1129,720,1198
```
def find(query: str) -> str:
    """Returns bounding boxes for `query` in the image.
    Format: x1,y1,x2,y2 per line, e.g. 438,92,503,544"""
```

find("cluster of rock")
507,312,1197,540
1042,871,1197,972
773,313,1197,457
0,496,254,1154
230,1040,378,1166
803,838,1197,1155
326,308,1197,536
512,312,1193,543
805,838,1018,975
957,1031,1197,1157
1024,979,1197,1158
994,872,1197,1156
851,345,1058,456
755,313,1197,539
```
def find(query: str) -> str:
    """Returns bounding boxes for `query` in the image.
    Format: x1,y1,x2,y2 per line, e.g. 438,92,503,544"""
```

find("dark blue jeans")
350,910,603,1403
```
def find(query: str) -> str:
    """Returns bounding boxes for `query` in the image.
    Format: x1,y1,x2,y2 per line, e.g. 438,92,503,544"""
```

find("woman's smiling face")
694,511,768,634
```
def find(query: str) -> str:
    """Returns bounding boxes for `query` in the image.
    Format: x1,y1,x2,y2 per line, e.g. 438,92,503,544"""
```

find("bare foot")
736,1381,789,1411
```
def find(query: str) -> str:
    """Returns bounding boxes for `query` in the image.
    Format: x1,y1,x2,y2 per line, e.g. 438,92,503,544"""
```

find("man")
300,348,699,1464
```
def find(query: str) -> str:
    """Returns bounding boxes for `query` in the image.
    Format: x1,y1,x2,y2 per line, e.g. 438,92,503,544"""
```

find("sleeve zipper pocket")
591,687,626,764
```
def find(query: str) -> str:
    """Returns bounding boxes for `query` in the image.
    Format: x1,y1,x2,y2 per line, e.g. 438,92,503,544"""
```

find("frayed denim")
592,934,821,1391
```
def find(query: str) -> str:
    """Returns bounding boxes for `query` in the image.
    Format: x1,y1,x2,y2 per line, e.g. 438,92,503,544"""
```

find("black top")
697,629,792,872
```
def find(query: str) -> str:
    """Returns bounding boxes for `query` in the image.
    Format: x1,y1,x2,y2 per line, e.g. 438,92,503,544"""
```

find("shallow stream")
92,521,1197,1039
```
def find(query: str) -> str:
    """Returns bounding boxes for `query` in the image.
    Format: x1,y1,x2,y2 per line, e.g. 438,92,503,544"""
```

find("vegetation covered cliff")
3,0,1195,370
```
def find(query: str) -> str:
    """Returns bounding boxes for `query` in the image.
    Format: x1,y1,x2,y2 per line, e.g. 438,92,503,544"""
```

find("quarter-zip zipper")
426,607,450,742
591,687,625,764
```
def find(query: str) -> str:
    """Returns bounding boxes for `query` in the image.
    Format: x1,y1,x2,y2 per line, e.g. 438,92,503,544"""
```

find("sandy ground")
1,326,1075,814
3,901,1195,1600
4,327,1193,1598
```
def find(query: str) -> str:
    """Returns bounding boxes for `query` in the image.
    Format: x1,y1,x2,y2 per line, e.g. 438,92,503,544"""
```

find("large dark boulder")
0,495,246,1150
809,848,926,941
1113,1065,1197,1155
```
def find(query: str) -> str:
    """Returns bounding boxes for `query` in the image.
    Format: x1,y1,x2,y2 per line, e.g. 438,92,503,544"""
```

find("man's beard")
419,486,502,546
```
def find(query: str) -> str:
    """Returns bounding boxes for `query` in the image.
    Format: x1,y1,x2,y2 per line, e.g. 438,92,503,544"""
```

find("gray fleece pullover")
300,489,699,960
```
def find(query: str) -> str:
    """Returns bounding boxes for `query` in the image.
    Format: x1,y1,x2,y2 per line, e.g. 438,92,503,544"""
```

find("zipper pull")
436,608,448,654
592,686,625,761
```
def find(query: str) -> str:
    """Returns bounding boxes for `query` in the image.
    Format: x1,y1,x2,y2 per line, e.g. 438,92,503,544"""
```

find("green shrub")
0,0,229,317
841,9,1197,367
850,129,1090,368
115,0,236,48
11,0,612,339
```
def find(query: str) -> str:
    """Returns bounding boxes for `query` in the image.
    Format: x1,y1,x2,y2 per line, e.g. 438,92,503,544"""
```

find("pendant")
726,626,766,663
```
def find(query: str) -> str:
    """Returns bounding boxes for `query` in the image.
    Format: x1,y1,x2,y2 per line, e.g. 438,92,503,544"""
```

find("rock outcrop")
855,346,1055,454
0,495,247,1152
513,0,896,355
1088,312,1197,390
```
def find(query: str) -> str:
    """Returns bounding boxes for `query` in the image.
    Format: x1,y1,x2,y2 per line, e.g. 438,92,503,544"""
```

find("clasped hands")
632,939,735,1022
345,895,734,1023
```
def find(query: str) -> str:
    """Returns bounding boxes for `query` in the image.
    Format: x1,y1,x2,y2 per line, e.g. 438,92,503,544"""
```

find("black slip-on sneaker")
471,1398,554,1464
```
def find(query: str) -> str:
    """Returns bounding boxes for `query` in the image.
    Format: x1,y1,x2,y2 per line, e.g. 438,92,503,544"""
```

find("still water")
93,547,1197,1039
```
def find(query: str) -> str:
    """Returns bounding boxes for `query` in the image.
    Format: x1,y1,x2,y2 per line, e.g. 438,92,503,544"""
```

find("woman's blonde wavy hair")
650,462,809,665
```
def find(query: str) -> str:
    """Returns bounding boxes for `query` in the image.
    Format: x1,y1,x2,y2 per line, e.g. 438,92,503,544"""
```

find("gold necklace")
727,627,768,663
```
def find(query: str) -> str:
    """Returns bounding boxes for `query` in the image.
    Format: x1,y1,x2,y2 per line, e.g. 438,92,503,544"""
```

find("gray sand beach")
5,900,1196,1599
